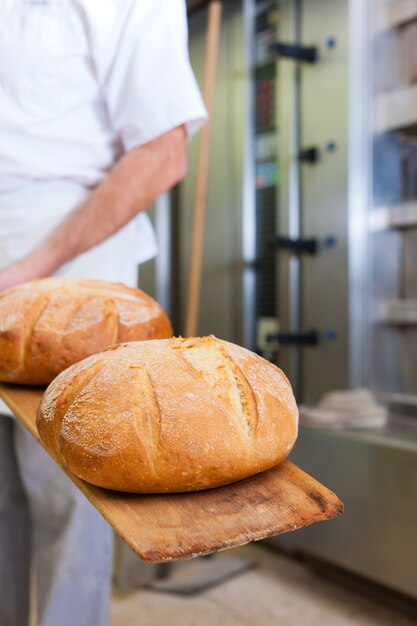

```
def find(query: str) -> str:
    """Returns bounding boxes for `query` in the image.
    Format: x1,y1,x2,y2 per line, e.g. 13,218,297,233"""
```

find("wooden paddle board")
0,384,343,562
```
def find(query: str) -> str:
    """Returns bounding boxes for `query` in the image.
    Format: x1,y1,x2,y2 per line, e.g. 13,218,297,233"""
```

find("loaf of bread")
37,336,298,493
0,278,172,385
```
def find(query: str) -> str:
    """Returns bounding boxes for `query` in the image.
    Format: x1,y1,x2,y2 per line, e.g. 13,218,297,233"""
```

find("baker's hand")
0,260,34,292
0,248,56,292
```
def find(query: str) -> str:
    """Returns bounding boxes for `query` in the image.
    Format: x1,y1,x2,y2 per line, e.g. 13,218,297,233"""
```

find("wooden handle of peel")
185,1,222,337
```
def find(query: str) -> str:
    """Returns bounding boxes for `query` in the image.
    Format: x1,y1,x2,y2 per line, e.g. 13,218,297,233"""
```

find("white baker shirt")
0,0,207,270
0,0,207,416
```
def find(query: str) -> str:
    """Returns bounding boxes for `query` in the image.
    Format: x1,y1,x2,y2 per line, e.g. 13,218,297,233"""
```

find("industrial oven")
141,0,417,601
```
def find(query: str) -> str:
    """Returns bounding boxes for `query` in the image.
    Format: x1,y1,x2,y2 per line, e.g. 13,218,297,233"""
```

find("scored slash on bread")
36,336,299,494
0,278,173,385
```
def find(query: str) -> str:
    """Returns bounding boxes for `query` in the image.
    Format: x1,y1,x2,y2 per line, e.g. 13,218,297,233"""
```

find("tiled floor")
111,545,416,626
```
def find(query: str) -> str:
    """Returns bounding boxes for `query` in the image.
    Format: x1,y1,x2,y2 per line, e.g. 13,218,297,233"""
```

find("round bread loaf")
0,278,172,385
37,336,298,493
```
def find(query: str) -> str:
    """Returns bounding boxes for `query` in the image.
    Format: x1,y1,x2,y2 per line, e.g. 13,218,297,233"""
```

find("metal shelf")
375,299,417,325
374,84,417,133
390,201,417,227
374,0,417,34
370,202,417,230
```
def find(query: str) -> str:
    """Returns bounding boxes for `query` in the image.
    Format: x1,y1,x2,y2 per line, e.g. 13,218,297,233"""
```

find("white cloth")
299,388,388,429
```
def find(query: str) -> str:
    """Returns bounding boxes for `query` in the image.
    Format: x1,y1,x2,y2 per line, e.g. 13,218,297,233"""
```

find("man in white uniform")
0,1,207,625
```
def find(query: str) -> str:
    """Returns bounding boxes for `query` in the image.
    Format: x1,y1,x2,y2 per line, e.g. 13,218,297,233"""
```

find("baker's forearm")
47,126,187,269
0,126,187,288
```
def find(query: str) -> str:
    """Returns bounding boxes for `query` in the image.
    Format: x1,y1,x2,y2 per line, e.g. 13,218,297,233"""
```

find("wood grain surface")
0,384,343,563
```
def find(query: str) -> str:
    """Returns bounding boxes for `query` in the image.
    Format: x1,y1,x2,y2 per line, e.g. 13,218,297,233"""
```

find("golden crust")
37,336,299,493
0,278,173,385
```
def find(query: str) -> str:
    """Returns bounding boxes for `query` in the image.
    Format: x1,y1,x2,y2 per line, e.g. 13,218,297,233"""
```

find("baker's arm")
0,125,187,291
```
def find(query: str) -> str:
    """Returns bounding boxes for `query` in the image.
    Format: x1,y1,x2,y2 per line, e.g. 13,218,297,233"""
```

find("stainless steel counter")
270,421,417,600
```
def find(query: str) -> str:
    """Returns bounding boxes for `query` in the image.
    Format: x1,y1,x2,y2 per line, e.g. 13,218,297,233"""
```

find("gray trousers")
0,417,113,626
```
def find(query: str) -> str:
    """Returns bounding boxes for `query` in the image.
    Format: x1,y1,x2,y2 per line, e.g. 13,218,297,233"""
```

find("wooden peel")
0,383,343,563
185,1,223,337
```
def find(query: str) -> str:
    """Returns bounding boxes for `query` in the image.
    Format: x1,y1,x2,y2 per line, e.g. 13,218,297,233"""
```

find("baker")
0,2,206,625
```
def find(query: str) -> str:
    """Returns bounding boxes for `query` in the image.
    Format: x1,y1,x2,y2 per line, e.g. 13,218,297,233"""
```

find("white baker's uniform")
0,2,206,625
